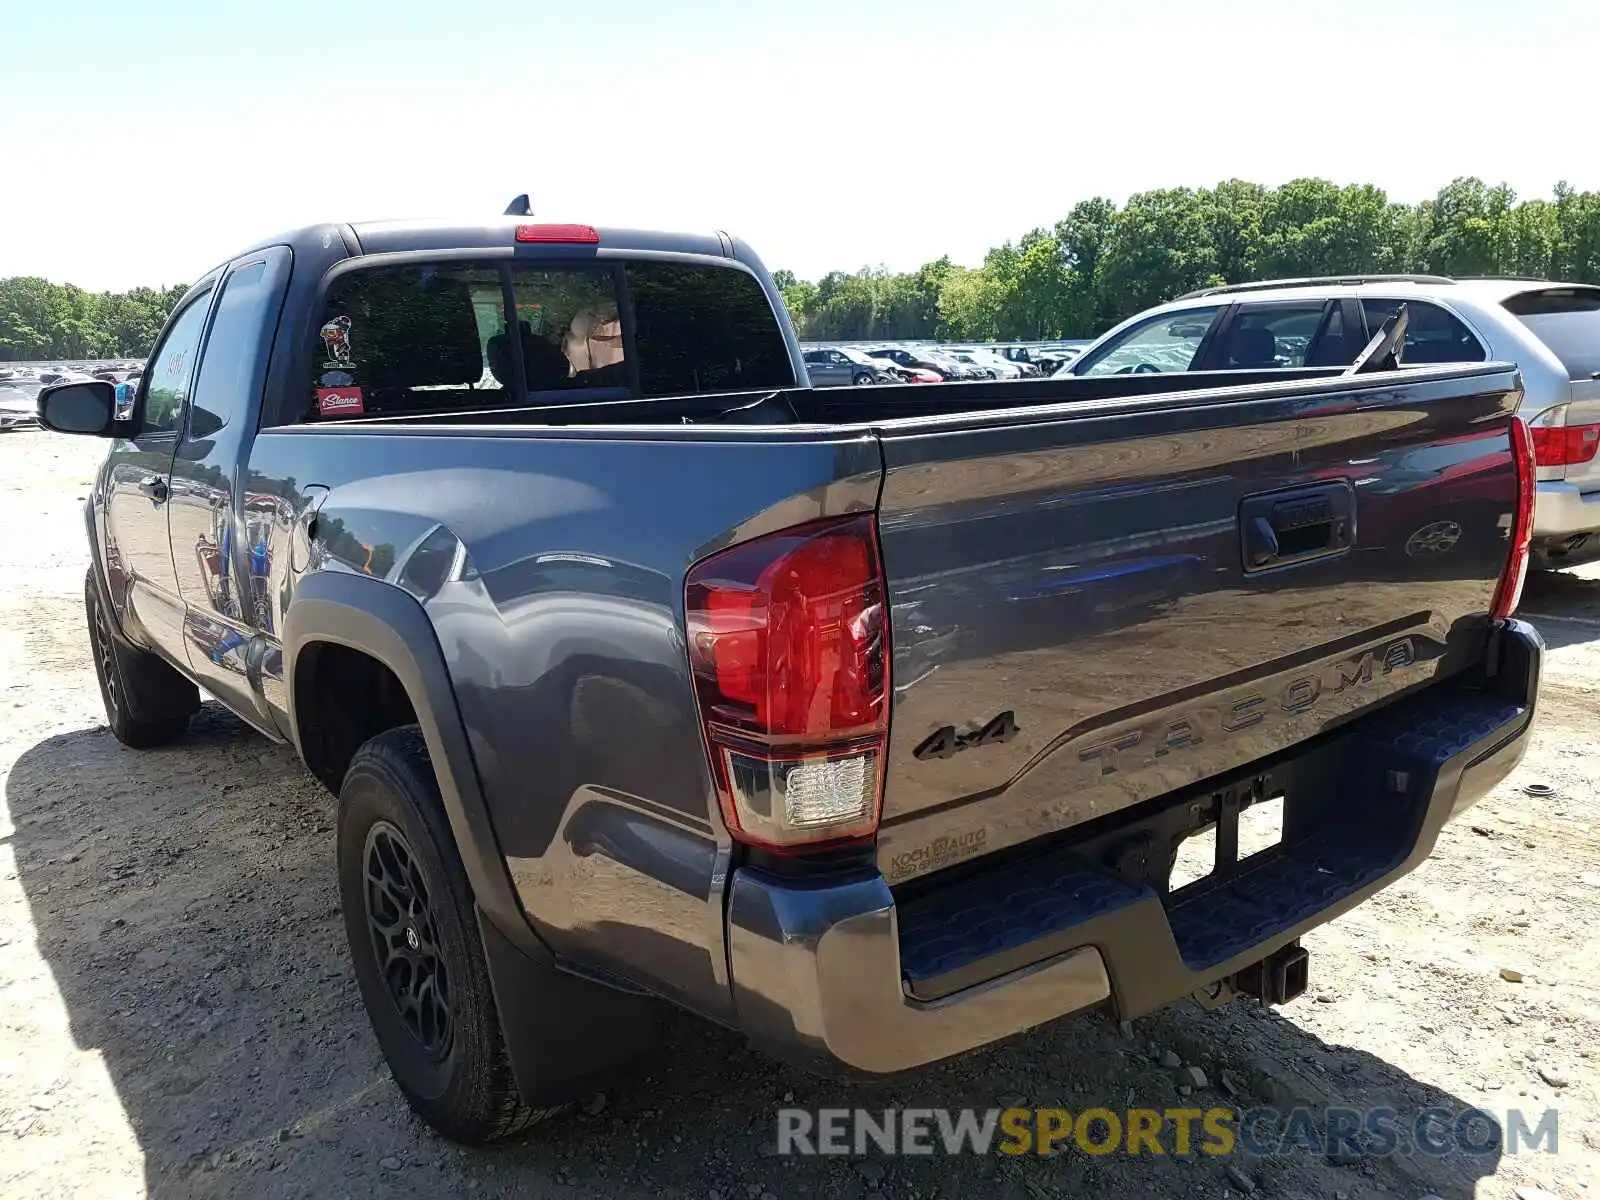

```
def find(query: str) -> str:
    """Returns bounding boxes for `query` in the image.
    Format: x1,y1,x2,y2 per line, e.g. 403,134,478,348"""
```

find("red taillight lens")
686,514,889,851
1531,422,1600,467
1492,417,1536,620
514,223,600,244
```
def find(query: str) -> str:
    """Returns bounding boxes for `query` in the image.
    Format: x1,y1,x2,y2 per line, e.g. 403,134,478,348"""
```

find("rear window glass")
509,269,627,393
311,263,511,419
1502,288,1600,380
626,261,794,396
305,260,790,420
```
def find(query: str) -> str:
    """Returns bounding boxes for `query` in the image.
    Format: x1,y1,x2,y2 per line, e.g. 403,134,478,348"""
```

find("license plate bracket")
1098,772,1283,895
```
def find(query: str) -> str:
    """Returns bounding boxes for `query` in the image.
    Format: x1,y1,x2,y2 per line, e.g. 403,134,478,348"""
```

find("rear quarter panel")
246,425,879,1019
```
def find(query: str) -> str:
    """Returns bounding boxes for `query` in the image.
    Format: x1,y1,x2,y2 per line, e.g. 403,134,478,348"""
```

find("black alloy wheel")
364,820,454,1059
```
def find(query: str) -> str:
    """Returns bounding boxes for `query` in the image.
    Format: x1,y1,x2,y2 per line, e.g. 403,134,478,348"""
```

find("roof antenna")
504,194,532,217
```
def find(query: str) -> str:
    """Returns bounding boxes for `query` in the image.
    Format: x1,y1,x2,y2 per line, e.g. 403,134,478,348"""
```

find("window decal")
316,386,365,416
320,315,354,367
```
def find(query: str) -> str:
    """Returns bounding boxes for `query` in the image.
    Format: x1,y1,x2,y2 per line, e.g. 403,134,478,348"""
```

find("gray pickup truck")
37,212,1544,1145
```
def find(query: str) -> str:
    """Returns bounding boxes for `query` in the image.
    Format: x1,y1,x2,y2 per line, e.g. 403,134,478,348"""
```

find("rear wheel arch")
282,571,539,957
286,574,657,1117
292,639,418,791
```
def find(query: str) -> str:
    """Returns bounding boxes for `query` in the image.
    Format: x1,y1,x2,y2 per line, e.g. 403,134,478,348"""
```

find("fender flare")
282,569,548,961
84,497,107,607
83,497,140,648
84,496,119,623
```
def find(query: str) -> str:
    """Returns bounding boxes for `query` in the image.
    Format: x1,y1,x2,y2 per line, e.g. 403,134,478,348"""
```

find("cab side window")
1304,304,1355,367
1076,305,1224,376
1363,299,1487,364
1216,303,1328,369
187,249,291,437
140,293,214,435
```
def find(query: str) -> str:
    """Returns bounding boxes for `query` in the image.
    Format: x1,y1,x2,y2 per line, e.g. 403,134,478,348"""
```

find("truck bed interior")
336,367,1354,429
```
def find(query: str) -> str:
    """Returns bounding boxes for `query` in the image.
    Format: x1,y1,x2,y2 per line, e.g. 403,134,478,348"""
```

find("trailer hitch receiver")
1234,942,1309,1006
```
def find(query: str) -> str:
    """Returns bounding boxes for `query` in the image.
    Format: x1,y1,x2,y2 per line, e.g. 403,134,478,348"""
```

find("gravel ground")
2,431,1598,1200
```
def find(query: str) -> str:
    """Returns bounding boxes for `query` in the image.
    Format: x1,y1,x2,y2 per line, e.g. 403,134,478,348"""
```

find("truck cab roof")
219,219,738,274
347,219,734,260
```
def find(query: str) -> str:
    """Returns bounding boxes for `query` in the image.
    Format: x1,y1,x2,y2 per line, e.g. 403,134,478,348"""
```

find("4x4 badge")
914,711,1020,761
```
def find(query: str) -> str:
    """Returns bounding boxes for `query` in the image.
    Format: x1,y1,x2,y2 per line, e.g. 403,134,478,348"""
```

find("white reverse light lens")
722,748,880,845
783,753,876,828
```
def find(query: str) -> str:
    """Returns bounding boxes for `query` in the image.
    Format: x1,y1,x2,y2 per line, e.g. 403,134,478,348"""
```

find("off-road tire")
338,725,556,1144
85,568,196,749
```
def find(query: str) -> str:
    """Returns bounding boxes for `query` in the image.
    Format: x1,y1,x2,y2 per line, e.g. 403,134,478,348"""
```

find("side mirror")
37,380,120,436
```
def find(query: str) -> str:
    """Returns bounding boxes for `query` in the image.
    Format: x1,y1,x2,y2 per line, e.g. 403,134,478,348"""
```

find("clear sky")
3,0,1596,292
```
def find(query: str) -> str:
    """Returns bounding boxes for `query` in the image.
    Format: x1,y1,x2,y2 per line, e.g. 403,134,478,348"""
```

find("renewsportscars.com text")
775,1106,1559,1158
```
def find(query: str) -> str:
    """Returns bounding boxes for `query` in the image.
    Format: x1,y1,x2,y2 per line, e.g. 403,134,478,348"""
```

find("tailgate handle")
1240,482,1354,572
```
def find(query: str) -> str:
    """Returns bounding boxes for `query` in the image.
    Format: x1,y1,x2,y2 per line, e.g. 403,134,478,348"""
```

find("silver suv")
1063,275,1600,569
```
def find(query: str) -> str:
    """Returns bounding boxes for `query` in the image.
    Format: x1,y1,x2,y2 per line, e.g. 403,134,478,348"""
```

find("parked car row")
1055,272,1600,570
0,380,39,430
0,360,145,432
0,360,144,384
800,347,908,386
801,342,1084,387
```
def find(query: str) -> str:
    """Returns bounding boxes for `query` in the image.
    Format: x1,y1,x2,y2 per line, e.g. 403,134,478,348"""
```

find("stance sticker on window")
316,386,365,416
320,314,353,367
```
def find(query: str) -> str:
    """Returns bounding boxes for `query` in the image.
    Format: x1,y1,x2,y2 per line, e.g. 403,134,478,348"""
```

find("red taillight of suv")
1530,422,1600,467
685,514,890,852
1492,417,1536,620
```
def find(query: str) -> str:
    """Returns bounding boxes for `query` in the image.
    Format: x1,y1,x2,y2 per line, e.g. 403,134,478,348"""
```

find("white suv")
1062,275,1600,570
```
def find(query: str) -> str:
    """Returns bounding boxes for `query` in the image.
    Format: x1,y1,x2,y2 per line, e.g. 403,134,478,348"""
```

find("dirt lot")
2,431,1598,1200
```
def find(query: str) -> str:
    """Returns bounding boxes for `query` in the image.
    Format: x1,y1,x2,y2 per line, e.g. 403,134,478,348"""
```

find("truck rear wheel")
85,569,197,749
337,725,557,1144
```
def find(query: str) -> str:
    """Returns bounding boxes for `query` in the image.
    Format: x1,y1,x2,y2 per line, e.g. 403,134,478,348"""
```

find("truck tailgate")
873,365,1523,884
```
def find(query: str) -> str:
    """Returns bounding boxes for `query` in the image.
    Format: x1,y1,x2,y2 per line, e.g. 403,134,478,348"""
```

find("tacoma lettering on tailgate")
1079,637,1421,777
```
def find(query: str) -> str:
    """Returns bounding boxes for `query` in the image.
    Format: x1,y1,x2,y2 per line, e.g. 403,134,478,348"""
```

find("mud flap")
476,908,660,1107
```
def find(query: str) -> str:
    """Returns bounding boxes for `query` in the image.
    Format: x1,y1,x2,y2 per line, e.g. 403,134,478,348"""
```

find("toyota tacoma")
36,210,1544,1144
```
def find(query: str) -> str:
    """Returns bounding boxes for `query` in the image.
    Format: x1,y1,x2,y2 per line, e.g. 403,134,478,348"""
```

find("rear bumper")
725,620,1542,1074
1533,480,1600,540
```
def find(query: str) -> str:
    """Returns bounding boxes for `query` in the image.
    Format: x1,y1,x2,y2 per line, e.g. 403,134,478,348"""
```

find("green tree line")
0,277,189,360
777,177,1600,343
8,176,1600,358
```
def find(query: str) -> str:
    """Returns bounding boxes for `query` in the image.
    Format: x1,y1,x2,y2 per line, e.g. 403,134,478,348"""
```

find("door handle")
137,476,168,503
1239,482,1354,573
